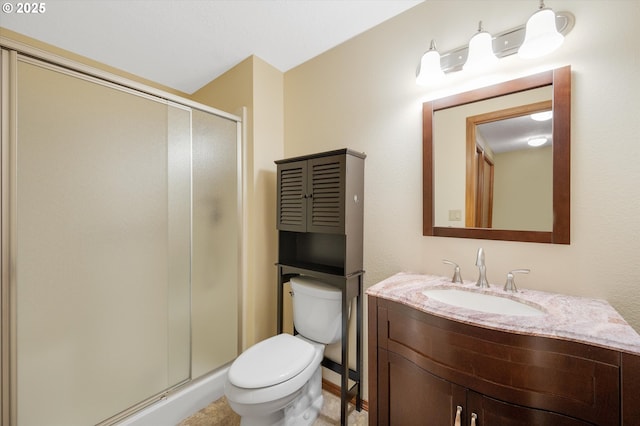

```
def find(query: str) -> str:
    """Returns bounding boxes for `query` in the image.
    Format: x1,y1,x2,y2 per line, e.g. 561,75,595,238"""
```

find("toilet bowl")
225,334,324,426
224,276,344,426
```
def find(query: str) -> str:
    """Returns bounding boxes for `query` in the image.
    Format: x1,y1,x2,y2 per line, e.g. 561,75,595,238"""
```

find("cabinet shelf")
276,261,345,280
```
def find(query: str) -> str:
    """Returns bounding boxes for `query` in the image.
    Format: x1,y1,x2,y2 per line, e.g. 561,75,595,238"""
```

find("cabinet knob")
471,413,477,426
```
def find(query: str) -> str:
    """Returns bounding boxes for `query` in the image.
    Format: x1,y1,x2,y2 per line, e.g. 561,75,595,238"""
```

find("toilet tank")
290,276,347,345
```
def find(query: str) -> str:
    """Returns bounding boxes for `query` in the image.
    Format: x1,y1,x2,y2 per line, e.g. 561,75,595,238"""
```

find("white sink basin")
422,288,545,317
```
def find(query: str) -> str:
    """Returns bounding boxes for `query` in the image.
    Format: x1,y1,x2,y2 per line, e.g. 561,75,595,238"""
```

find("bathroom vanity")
367,273,640,425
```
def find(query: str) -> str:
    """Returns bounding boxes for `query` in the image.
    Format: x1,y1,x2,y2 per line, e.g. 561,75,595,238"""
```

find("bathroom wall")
284,0,640,397
493,146,553,231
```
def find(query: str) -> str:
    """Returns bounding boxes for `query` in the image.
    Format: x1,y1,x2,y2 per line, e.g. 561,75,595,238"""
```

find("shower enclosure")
1,48,242,426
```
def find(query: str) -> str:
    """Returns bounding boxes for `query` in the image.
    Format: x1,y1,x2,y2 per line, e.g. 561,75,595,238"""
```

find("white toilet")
224,275,345,426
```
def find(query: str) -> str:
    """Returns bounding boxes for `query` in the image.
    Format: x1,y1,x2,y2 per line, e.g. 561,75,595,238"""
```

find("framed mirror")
423,66,571,243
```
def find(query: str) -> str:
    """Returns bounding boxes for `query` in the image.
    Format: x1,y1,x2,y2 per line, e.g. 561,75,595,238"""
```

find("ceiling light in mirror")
527,137,548,147
530,110,553,121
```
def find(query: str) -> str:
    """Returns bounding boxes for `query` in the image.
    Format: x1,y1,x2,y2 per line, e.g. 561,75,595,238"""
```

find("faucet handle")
503,269,530,292
442,259,463,284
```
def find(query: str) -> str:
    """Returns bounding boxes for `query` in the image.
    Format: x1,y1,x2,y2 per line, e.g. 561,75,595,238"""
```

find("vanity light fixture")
463,21,498,71
518,1,564,59
416,40,445,86
415,1,574,86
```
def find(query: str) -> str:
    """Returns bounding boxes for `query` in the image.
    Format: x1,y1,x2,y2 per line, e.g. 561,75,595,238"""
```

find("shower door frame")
0,38,245,426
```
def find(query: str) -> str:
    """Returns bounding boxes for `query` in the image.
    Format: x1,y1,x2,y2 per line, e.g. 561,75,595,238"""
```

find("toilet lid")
228,334,316,389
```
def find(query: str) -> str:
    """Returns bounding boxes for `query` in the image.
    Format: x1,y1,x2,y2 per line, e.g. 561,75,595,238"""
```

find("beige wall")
283,1,640,400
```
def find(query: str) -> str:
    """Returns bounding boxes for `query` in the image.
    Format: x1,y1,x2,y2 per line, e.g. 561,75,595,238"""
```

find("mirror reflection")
433,87,553,231
423,66,571,244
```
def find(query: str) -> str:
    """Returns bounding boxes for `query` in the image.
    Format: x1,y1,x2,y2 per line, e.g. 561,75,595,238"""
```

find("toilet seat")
228,334,315,389
225,334,324,407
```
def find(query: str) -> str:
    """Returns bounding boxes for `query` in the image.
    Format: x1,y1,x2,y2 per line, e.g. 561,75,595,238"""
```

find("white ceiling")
1,0,423,93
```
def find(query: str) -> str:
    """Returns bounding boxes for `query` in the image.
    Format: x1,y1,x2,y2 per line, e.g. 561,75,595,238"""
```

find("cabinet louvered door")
307,155,345,234
277,160,307,232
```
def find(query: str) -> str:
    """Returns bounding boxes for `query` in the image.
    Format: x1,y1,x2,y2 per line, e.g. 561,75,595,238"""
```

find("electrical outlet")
448,209,462,221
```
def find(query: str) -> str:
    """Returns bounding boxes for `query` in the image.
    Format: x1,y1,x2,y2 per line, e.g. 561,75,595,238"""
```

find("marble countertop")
366,272,640,356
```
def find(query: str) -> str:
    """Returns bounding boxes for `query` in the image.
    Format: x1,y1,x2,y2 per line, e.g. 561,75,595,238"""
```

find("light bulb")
416,40,445,86
519,7,564,59
463,22,498,71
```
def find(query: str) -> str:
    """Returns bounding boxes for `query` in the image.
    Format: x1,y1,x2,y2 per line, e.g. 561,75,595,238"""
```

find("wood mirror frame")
423,66,571,244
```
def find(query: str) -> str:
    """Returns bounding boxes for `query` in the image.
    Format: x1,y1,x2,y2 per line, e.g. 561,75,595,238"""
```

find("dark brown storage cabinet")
368,296,640,426
277,150,364,276
275,149,366,426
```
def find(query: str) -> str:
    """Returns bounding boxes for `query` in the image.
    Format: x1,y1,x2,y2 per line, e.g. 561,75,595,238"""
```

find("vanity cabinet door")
466,391,592,426
378,349,466,426
378,348,593,426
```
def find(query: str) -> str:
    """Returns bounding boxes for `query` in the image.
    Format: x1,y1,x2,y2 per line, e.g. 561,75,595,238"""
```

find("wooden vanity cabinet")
368,296,640,426
379,349,591,425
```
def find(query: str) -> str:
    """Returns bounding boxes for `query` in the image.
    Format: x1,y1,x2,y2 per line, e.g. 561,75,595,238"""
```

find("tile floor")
178,390,368,425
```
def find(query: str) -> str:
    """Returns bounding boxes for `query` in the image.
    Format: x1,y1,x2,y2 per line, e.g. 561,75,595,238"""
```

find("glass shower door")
13,58,192,426
191,109,240,378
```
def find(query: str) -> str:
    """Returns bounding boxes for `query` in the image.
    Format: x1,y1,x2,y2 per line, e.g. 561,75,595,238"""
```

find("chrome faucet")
475,248,489,288
503,269,530,292
442,260,463,284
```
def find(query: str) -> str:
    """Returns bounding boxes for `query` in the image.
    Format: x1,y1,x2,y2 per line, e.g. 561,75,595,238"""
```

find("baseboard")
321,379,369,412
